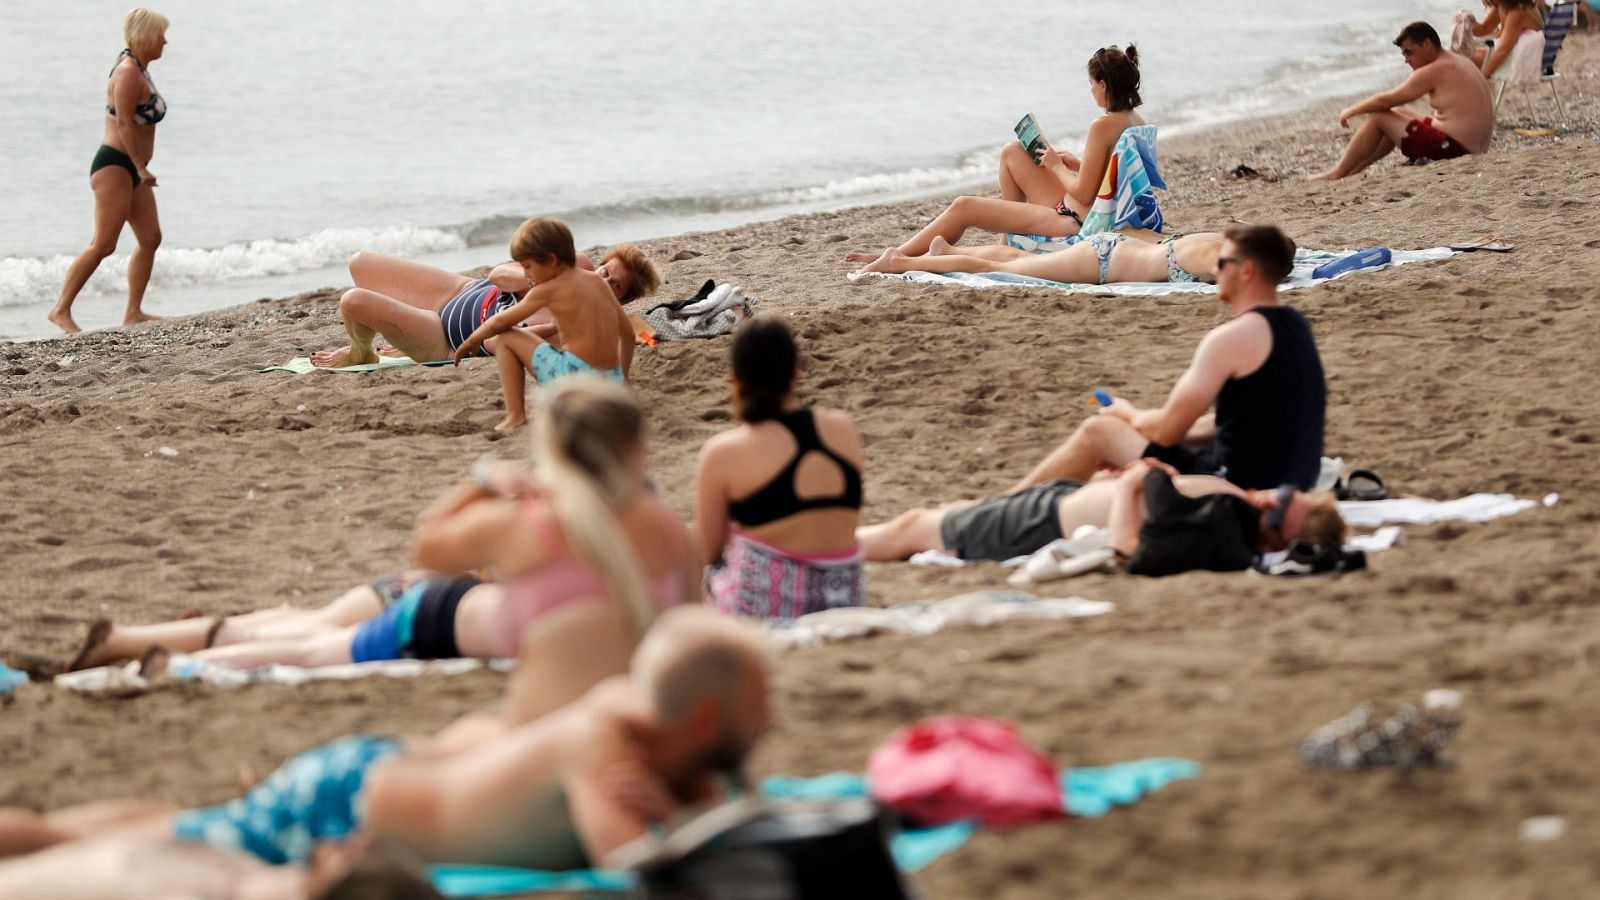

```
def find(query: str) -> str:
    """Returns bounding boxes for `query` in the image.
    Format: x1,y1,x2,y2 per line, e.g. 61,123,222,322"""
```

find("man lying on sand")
852,231,1221,284
308,231,658,370
3,608,770,872
1012,225,1326,492
1307,21,1493,181
858,459,1345,574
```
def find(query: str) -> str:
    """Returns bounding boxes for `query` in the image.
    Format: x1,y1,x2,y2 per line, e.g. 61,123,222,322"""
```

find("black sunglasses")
1264,484,1297,535
1401,48,1416,57
1216,255,1245,270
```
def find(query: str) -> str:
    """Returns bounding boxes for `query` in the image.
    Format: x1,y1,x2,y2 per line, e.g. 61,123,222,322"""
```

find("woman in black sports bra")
694,317,868,619
48,7,170,335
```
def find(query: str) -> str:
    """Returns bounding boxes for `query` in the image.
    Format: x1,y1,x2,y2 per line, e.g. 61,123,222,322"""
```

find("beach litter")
1299,689,1462,770
1519,816,1568,843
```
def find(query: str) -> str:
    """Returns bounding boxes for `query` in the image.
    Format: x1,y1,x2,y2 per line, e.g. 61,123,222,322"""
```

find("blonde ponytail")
530,377,655,633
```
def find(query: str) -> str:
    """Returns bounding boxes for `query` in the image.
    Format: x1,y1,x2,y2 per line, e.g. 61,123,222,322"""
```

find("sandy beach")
4,33,1600,898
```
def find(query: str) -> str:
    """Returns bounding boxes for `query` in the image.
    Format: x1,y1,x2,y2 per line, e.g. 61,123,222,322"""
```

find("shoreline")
3,34,1600,900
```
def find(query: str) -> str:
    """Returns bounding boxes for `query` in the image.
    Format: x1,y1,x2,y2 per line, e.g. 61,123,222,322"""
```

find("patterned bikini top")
105,50,166,126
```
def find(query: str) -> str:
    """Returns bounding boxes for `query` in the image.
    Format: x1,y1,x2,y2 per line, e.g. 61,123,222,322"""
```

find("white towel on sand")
1337,493,1541,528
849,247,1456,297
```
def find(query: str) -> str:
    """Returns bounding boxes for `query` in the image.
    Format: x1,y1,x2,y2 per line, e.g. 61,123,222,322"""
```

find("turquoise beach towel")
1007,124,1165,252
427,759,1200,897
1081,124,1165,236
259,355,454,374
850,247,1457,297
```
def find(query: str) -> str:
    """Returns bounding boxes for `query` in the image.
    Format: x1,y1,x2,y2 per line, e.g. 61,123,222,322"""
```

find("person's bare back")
535,267,628,370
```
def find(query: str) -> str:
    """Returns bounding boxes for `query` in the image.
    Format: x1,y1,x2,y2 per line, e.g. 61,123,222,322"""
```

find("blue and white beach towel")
1082,124,1165,236
849,248,1457,297
1007,124,1165,252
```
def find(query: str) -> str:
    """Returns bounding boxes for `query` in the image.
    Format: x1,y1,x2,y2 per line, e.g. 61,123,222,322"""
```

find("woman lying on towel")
858,459,1344,577
844,45,1159,261
68,377,694,677
855,231,1223,285
694,317,867,618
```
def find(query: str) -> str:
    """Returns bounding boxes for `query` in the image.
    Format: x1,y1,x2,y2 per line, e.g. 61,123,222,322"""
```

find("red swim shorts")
1400,117,1470,161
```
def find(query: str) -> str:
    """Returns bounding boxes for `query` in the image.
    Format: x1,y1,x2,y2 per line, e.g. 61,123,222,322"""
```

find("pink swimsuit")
488,500,682,656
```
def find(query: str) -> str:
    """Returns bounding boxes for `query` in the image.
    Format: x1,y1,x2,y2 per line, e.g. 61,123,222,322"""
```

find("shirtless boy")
454,218,639,431
1308,21,1493,181
0,608,771,872
309,237,658,371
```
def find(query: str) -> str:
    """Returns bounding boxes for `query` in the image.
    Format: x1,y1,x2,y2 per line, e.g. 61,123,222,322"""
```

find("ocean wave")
0,225,466,308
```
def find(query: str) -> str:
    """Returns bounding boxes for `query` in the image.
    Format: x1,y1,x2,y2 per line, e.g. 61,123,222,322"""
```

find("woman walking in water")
49,8,170,334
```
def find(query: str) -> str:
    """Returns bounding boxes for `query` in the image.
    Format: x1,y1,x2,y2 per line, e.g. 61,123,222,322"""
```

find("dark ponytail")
1087,44,1142,112
730,317,797,423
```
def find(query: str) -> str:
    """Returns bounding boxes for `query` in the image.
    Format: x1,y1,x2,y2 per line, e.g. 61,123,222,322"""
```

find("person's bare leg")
69,617,212,670
930,236,1029,263
121,182,163,326
216,581,392,644
192,628,358,670
310,290,453,368
846,196,1078,263
1307,113,1409,180
491,330,543,432
347,251,473,309
49,169,133,334
998,140,1071,205
1010,415,1152,492
856,504,970,561
863,241,1100,282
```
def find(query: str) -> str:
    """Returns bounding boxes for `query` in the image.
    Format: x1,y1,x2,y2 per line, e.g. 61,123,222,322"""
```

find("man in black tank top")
1012,225,1326,491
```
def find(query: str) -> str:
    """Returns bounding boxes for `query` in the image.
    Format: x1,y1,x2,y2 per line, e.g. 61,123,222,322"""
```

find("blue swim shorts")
532,343,623,385
349,582,426,663
172,734,403,864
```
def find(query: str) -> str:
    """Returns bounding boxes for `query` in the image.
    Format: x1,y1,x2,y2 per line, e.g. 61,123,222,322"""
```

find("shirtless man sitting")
1308,21,1493,181
1013,225,1326,493
309,237,659,369
858,459,1345,575
2,608,771,872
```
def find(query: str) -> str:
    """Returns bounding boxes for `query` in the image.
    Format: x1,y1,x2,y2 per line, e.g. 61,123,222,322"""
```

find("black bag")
617,797,912,900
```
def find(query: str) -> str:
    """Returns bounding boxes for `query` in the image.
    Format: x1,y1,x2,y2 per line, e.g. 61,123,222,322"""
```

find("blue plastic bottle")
1312,246,1391,280
1092,389,1113,407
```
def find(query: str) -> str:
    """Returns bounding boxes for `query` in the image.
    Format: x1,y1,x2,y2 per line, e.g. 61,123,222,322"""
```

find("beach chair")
1492,2,1578,121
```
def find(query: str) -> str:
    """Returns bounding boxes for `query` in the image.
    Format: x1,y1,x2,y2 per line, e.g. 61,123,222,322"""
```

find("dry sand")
4,35,1600,898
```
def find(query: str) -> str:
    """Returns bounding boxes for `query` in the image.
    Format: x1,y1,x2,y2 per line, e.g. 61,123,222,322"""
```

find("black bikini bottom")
90,145,140,187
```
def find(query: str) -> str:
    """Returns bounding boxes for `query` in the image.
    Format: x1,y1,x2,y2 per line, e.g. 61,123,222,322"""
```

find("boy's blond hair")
510,217,576,268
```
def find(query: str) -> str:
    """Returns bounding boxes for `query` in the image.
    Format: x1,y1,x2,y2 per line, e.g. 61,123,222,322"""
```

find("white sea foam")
0,225,466,308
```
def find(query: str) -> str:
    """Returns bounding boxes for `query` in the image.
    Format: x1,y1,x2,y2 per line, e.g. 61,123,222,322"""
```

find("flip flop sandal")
1449,238,1516,252
1335,469,1388,501
1256,542,1368,578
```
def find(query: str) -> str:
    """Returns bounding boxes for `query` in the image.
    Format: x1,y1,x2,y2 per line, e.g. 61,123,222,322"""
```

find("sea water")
0,0,1460,340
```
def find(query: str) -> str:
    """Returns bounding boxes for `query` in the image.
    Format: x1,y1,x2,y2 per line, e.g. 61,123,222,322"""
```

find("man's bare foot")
310,346,380,368
494,415,527,433
928,236,953,257
123,310,163,326
860,247,910,274
46,308,81,334
66,619,115,671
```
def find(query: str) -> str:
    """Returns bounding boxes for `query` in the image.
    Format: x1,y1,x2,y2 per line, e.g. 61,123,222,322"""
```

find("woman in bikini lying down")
854,231,1225,285
68,378,693,676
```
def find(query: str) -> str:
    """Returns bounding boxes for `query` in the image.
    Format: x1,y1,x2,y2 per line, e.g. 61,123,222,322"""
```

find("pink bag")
866,716,1064,828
